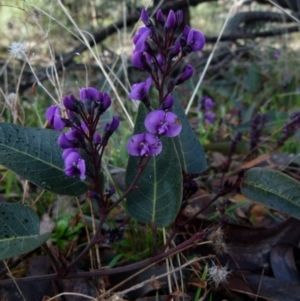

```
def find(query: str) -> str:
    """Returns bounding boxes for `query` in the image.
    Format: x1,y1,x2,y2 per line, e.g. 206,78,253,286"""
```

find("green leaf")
0,123,88,195
245,64,261,93
125,104,182,227
173,98,207,174
0,203,51,260
241,167,300,219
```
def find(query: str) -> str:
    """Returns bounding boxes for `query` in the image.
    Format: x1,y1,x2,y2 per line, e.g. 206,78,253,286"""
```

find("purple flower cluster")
45,87,119,180
198,95,215,125
127,9,205,157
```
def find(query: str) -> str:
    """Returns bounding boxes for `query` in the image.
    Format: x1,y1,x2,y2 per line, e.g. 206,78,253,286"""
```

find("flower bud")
141,9,150,26
45,106,65,131
161,94,174,110
175,64,194,85
156,9,165,25
165,10,176,30
176,10,183,28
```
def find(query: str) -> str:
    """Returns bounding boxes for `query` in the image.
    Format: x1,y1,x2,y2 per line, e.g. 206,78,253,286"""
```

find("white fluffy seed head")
8,42,27,59
208,262,230,288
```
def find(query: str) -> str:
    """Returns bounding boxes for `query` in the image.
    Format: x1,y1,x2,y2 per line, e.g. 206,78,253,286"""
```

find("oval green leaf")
0,123,88,195
125,104,182,227
241,167,300,219
0,203,51,260
173,97,207,174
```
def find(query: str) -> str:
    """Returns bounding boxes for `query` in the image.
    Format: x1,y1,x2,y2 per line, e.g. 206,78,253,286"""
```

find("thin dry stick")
3,261,27,301
185,0,244,114
119,256,213,297
57,0,134,128
47,292,97,301
267,0,300,23
163,228,172,295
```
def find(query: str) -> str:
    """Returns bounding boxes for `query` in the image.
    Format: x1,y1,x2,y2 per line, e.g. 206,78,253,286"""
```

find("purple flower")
134,27,151,53
165,10,176,30
175,64,194,85
176,10,183,27
187,29,205,52
145,110,182,137
126,133,162,156
156,9,165,25
63,149,86,180
79,87,98,102
168,41,181,60
104,116,120,134
93,132,102,145
45,105,65,131
63,94,80,112
204,112,216,124
180,25,190,46
132,51,152,70
98,92,111,112
141,9,150,26
62,148,78,160
132,51,145,69
128,77,152,101
133,27,151,45
58,129,84,149
161,94,174,110
201,96,215,111
274,51,280,59
156,54,164,67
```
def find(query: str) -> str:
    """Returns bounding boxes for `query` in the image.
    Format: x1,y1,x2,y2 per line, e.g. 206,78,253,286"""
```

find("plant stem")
0,230,205,285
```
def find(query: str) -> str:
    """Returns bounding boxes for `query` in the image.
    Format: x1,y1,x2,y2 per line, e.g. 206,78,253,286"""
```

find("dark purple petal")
77,158,86,180
132,51,146,69
62,148,79,160
45,106,56,121
103,116,120,143
141,9,150,26
187,29,205,52
45,105,65,131
79,87,98,102
156,54,164,67
102,93,111,107
58,133,76,149
58,129,83,149
109,116,120,133
134,30,151,53
63,94,77,111
65,129,83,141
204,112,216,124
164,112,182,137
201,96,215,111
80,121,88,133
176,10,183,27
126,133,162,156
165,10,176,30
180,25,190,46
95,91,103,102
156,9,165,25
93,132,102,144
128,77,152,101
168,41,181,60
175,64,194,85
133,27,151,45
64,150,86,180
161,94,174,110
145,110,182,137
172,41,181,56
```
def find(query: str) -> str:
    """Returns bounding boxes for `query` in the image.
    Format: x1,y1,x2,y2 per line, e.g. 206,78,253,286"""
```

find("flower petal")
126,133,162,156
